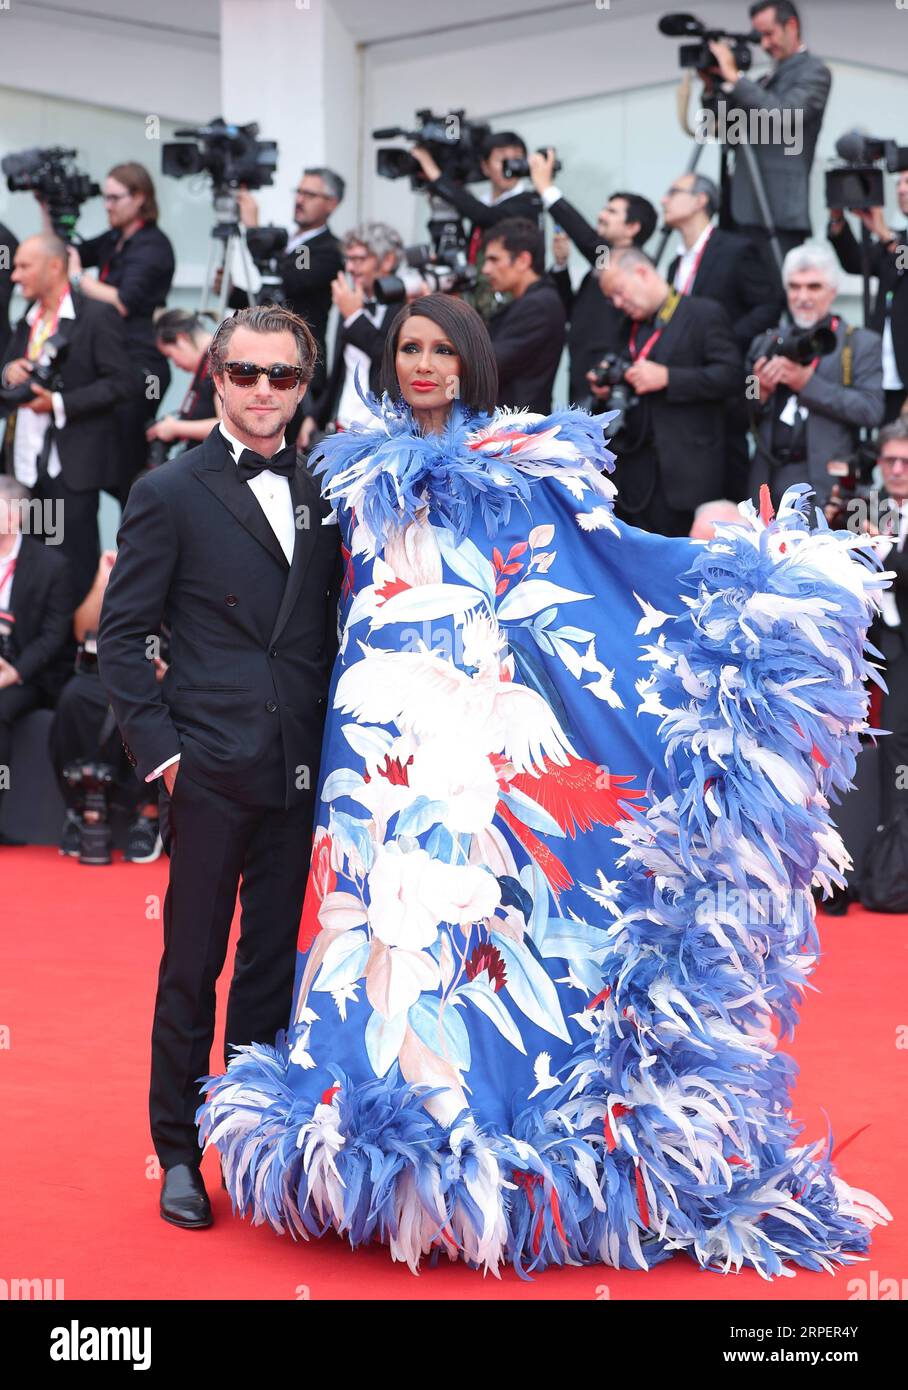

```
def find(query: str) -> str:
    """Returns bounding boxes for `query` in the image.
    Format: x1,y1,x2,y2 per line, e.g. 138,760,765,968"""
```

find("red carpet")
2,845,904,1301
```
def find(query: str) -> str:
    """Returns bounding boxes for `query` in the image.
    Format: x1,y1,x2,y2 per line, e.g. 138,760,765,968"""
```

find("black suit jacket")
97,427,342,808
427,177,542,242
0,221,18,362
6,535,73,701
666,227,782,350
310,307,392,429
830,219,908,387
614,295,744,512
488,277,567,414
0,290,138,493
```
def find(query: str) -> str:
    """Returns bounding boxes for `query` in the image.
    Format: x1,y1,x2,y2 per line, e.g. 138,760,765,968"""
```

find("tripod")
199,189,266,319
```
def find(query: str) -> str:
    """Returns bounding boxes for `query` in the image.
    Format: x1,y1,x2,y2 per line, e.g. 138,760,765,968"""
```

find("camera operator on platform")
592,246,742,537
829,169,908,424
529,148,656,407
700,0,831,257
747,242,884,511
234,167,345,400
44,162,175,500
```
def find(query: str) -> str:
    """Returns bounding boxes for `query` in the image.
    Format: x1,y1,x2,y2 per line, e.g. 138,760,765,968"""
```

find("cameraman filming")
701,0,831,256
829,170,908,423
235,167,345,399
529,148,656,405
594,247,743,537
748,242,884,510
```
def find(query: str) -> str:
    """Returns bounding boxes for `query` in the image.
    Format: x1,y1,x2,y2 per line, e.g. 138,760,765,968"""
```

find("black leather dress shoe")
160,1163,212,1229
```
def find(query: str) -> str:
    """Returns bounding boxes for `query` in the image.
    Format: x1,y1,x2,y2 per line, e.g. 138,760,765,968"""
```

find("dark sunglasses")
222,361,304,390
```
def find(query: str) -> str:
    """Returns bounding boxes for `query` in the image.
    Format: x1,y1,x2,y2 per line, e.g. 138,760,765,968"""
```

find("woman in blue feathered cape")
197,293,890,1277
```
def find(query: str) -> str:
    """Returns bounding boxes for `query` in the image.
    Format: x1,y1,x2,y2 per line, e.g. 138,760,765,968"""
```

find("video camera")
375,242,478,307
373,109,492,188
658,12,756,72
501,150,563,180
0,330,70,408
162,118,277,194
826,130,908,211
2,146,99,241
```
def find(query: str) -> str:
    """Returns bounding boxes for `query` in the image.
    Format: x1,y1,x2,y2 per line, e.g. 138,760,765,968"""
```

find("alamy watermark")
695,100,803,158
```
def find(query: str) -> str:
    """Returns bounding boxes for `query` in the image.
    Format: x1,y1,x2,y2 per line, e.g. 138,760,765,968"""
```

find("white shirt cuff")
542,186,563,210
51,391,66,428
146,753,180,783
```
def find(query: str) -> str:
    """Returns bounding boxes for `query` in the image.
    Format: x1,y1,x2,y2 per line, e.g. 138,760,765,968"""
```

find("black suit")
0,536,73,823
829,219,908,417
488,277,567,413
0,221,18,362
667,227,782,499
607,294,744,533
869,503,908,822
310,306,392,430
1,290,138,604
545,195,626,406
97,426,342,1168
427,176,542,242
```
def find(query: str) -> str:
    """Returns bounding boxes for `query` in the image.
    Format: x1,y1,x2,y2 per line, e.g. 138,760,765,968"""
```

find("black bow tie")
235,444,297,482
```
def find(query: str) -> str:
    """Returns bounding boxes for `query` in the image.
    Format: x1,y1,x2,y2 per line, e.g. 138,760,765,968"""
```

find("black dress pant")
48,670,145,812
32,474,100,608
150,766,314,1170
0,682,40,823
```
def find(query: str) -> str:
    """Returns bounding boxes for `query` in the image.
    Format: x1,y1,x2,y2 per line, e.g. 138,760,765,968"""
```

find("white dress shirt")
673,223,713,295
875,501,908,628
147,422,297,782
8,293,73,488
286,223,328,257
0,530,23,611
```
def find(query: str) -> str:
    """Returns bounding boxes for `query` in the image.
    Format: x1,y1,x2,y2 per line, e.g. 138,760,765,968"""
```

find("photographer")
701,0,831,255
865,421,908,828
529,148,656,405
594,246,743,536
0,220,18,361
47,162,175,500
49,548,164,864
0,474,73,845
235,166,345,398
1,233,136,605
146,309,220,456
301,222,403,441
748,242,884,510
828,169,908,422
482,218,566,415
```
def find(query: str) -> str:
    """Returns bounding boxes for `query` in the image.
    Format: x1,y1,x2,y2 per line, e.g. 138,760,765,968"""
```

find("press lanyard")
677,225,713,296
629,289,681,361
27,289,68,361
0,556,16,599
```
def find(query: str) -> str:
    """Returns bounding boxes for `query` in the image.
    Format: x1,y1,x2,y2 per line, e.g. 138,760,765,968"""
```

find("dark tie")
235,444,298,482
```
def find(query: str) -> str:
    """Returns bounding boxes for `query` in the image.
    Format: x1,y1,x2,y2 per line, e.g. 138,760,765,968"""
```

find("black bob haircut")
380,293,499,416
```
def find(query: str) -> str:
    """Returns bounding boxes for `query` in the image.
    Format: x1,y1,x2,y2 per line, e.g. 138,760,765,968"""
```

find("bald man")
0,233,136,603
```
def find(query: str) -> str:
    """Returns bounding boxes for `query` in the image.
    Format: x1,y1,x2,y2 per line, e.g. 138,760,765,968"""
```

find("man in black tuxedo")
594,247,743,536
98,304,342,1229
0,474,73,842
829,170,908,423
529,150,656,406
236,167,345,399
0,233,136,605
300,221,402,444
483,218,567,414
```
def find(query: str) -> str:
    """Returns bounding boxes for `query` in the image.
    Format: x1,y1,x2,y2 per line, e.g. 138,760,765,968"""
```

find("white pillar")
219,0,361,228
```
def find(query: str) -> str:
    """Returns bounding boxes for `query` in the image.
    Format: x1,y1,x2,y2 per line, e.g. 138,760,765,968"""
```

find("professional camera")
375,242,479,306
162,118,277,194
0,330,70,408
244,224,289,302
62,760,116,866
764,323,837,365
2,146,99,241
826,130,908,211
373,109,492,188
0,609,16,664
589,353,638,434
658,12,756,72
501,151,563,180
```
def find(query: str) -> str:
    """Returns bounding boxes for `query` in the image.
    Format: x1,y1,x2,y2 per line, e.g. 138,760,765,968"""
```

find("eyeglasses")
294,187,329,199
222,361,304,390
103,192,132,204
664,186,693,197
880,455,908,468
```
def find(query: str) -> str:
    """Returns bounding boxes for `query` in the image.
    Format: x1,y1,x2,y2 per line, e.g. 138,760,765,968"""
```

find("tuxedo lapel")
192,432,289,571
269,463,318,646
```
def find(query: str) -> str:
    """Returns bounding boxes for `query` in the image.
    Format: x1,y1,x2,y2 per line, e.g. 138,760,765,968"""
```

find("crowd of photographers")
0,0,906,908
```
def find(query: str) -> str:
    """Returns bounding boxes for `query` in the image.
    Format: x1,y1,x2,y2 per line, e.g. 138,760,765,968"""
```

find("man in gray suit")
747,241,884,510
703,0,831,255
